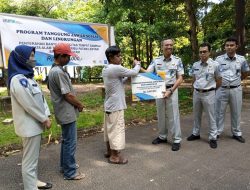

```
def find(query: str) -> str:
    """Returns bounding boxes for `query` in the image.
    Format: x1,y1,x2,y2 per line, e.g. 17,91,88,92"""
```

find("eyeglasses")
199,50,208,54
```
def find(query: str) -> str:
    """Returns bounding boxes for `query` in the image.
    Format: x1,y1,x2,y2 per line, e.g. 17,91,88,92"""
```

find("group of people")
146,38,249,151
102,37,249,165
187,38,249,149
7,36,249,190
8,43,85,190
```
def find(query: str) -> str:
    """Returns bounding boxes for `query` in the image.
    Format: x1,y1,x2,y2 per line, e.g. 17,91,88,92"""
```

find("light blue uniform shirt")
215,53,249,86
147,55,184,85
192,58,220,89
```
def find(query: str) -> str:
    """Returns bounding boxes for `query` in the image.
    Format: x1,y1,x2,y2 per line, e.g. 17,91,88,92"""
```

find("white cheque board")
131,73,166,101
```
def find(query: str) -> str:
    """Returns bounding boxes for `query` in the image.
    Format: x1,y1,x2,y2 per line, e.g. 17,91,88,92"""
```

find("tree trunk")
131,35,137,58
185,0,199,61
149,38,153,63
138,40,141,60
235,0,246,55
146,36,150,66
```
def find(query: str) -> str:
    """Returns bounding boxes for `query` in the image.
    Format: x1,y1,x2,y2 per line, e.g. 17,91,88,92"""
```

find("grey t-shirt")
102,64,141,112
48,65,78,125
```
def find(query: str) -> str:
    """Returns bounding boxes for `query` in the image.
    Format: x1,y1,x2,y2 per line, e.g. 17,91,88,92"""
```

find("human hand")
43,119,51,129
163,90,172,98
78,104,84,112
133,59,141,66
132,57,140,67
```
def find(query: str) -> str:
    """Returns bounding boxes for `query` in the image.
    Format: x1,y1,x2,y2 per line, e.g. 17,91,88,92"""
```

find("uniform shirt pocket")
221,64,229,71
193,69,200,76
206,72,214,81
30,85,42,96
235,64,241,76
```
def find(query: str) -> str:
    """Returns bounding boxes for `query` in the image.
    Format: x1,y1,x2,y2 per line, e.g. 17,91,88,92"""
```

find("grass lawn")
0,86,192,149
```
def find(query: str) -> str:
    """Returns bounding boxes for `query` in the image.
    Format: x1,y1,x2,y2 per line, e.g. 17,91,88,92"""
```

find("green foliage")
202,0,235,52
0,0,18,13
0,0,247,71
0,88,8,97
0,124,21,146
34,74,43,82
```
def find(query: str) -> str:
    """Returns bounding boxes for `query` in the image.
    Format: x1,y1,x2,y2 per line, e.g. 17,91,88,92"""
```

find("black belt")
221,85,241,89
166,84,174,89
195,88,215,93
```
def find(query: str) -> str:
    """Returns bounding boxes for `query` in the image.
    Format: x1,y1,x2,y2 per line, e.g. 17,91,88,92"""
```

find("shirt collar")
224,53,237,60
199,58,212,66
163,54,173,62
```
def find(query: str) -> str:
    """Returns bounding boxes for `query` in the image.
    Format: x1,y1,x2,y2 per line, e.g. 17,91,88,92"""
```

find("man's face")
162,39,174,57
110,53,122,65
225,41,237,55
58,54,71,66
199,46,210,62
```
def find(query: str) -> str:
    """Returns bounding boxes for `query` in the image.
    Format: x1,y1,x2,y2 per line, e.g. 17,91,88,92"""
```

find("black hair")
54,54,70,59
225,36,238,45
161,38,174,47
105,46,121,62
199,42,211,52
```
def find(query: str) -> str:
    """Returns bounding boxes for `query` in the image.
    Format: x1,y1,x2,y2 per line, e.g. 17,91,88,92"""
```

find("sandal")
60,163,80,174
64,172,85,180
104,152,111,158
108,157,128,165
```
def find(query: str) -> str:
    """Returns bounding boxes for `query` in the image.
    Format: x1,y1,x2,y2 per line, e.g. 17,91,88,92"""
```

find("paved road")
0,100,250,190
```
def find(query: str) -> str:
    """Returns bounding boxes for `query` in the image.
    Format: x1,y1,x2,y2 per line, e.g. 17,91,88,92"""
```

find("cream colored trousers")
104,110,125,150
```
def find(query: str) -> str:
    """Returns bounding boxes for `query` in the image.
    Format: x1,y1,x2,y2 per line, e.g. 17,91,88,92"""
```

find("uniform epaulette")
236,54,244,59
15,74,25,79
173,55,180,59
215,55,224,59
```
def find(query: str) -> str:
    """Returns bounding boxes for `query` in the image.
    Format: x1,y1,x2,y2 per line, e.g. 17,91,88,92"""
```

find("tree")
201,0,235,52
235,0,246,55
184,0,199,61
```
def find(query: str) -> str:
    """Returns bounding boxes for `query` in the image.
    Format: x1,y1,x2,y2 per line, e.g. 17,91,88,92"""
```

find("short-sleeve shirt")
147,55,184,85
191,58,221,89
215,53,250,86
48,65,78,125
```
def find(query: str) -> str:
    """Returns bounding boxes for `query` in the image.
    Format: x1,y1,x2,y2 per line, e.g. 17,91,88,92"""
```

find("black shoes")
232,135,245,143
187,134,200,141
152,137,167,144
171,143,181,151
209,140,217,149
152,137,180,151
38,182,53,189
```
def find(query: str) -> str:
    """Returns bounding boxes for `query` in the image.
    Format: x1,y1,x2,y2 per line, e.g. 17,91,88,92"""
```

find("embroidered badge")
244,63,249,69
19,78,28,88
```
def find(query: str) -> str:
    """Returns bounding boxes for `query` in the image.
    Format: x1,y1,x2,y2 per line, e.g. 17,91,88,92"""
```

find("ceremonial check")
131,73,166,101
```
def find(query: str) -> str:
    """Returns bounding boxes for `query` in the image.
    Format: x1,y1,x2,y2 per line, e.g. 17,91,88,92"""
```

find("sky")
209,0,222,4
